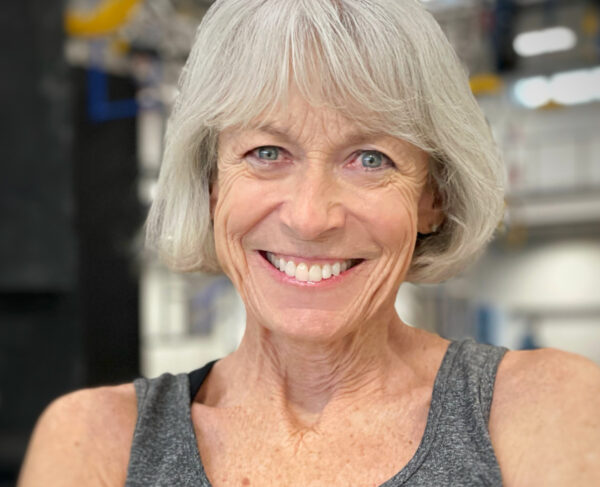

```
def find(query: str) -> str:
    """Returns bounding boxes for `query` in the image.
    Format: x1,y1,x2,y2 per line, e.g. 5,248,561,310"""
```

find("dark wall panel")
72,68,141,386
0,0,75,291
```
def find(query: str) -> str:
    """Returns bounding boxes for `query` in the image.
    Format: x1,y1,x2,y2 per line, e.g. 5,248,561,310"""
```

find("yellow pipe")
65,0,142,37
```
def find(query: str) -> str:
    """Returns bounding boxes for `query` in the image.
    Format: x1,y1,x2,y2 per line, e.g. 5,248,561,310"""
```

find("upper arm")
490,348,600,486
18,383,138,487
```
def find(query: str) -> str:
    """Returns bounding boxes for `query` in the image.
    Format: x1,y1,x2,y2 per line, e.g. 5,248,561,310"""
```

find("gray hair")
146,0,504,283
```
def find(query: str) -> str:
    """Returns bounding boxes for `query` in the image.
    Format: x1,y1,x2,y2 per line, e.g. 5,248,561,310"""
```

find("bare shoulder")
493,347,600,404
490,347,600,486
18,383,138,487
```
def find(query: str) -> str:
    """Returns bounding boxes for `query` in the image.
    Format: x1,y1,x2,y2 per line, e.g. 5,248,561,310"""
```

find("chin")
255,307,359,343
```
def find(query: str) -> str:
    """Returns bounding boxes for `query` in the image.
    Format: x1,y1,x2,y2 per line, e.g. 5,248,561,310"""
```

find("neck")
224,309,413,426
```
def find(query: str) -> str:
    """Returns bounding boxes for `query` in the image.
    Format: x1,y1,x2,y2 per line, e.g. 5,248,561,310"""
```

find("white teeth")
285,260,296,277
309,265,322,282
265,252,355,282
295,263,309,281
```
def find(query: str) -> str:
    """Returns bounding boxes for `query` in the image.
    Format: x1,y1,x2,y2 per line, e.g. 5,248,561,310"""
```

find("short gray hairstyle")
146,0,504,283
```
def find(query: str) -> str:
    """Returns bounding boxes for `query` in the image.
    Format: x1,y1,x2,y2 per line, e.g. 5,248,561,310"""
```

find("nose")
279,163,345,241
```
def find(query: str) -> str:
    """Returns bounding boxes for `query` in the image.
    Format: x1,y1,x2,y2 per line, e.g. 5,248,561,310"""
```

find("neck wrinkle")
230,310,412,427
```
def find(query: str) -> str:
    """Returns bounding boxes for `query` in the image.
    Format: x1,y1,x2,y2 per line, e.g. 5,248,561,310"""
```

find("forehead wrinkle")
254,119,389,152
231,96,412,157
253,124,297,145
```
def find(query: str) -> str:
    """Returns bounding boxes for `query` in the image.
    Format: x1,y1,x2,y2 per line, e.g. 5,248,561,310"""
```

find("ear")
209,178,219,220
417,178,444,234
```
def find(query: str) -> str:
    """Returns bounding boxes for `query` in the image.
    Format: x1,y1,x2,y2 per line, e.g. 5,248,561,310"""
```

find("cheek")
212,168,248,273
214,174,279,237
348,184,420,251
212,170,282,274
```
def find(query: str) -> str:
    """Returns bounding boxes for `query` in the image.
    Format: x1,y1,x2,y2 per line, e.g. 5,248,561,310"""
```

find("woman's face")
212,94,436,341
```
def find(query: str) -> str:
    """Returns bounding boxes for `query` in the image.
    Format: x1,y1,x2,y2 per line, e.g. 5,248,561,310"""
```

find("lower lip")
255,251,362,288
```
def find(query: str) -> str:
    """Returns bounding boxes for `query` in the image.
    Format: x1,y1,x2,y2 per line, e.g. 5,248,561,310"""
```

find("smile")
260,251,362,283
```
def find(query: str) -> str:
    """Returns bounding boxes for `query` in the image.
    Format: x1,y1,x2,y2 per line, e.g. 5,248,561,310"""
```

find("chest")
191,396,430,487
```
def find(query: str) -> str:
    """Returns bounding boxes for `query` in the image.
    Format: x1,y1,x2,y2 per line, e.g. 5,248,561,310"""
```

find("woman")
19,0,600,485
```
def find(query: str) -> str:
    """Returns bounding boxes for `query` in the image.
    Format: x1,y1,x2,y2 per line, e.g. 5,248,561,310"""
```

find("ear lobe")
417,179,444,234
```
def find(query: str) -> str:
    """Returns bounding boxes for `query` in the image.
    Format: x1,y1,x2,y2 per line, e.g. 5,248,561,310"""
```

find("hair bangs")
188,0,433,150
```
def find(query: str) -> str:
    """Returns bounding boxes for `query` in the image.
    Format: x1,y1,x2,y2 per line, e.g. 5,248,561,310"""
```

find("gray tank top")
125,338,507,486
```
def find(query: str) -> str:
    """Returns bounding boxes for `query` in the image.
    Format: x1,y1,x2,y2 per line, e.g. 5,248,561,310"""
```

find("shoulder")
492,347,600,411
18,383,138,487
490,347,600,486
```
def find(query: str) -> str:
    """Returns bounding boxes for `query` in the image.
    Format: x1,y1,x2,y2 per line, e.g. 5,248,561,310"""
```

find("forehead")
220,92,401,149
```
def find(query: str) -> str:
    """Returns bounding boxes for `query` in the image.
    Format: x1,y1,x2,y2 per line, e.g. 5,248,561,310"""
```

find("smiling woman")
18,1,600,486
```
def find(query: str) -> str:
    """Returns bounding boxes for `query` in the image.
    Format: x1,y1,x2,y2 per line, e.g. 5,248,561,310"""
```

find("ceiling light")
513,27,577,57
513,76,551,108
513,66,600,108
551,69,597,105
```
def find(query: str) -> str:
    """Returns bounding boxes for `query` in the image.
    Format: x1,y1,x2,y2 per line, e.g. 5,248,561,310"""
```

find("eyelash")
247,146,396,171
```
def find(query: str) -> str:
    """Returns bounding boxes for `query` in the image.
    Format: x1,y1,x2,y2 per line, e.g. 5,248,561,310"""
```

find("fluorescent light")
513,66,600,108
592,66,600,92
551,69,597,105
514,76,551,108
513,27,577,57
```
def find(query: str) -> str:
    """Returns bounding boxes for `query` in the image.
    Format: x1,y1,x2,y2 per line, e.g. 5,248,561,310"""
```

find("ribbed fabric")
125,339,507,486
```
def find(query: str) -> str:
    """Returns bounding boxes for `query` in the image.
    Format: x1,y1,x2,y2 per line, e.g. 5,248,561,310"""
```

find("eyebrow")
249,123,382,147
254,124,295,143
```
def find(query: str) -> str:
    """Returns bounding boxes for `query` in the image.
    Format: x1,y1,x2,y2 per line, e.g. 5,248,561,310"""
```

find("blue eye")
256,146,280,160
361,151,384,169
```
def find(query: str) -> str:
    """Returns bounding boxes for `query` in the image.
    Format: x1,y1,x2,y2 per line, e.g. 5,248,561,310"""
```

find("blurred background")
1,0,599,483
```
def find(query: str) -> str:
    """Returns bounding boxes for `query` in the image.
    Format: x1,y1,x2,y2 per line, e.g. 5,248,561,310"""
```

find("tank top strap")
397,338,508,486
441,338,508,423
125,372,208,486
